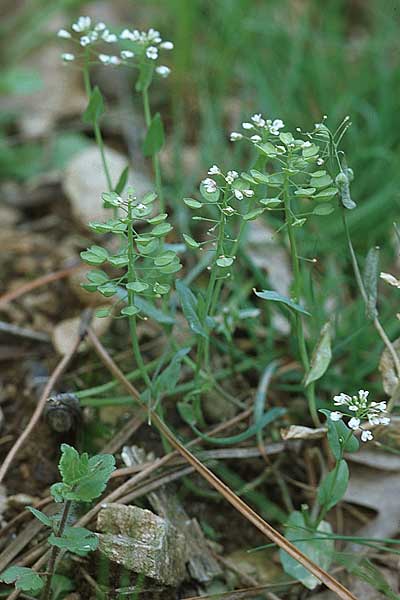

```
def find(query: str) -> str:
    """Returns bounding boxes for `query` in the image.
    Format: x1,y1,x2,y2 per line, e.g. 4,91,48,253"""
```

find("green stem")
341,208,400,382
42,500,72,600
283,170,319,426
127,201,152,398
142,87,165,212
82,61,113,194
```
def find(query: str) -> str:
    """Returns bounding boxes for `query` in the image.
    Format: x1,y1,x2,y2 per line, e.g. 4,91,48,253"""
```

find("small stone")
97,503,187,585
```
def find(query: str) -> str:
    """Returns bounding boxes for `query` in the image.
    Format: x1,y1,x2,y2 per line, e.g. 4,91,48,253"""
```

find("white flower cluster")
120,27,173,76
330,389,390,442
57,17,172,76
230,113,285,144
202,165,254,202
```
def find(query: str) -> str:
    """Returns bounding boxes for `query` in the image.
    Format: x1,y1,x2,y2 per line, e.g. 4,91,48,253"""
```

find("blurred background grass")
1,0,400,396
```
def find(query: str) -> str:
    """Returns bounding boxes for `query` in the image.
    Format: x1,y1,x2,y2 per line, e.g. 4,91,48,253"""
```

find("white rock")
62,144,152,229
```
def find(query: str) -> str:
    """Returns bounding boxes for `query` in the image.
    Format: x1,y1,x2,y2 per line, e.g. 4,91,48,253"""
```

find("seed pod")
44,393,81,433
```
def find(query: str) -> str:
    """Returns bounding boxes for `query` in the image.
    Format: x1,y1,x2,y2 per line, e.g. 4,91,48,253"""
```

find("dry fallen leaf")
379,337,400,396
281,425,327,440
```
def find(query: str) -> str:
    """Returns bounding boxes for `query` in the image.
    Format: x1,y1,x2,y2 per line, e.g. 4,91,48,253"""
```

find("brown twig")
86,328,356,600
0,264,83,311
0,310,92,484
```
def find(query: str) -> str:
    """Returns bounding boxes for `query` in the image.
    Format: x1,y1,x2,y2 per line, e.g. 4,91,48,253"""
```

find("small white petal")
95,22,106,31
234,189,244,200
330,411,343,422
160,41,174,50
243,189,254,197
208,165,220,175
57,29,71,39
146,46,158,60
251,135,262,142
155,65,171,78
242,122,254,130
361,430,373,442
230,132,243,141
80,36,91,46
61,53,75,61
121,50,135,59
348,417,360,430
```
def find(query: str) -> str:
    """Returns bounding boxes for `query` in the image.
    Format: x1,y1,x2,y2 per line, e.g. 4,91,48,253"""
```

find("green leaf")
304,322,332,386
143,112,165,157
317,459,349,512
151,222,173,237
142,191,158,205
153,348,190,400
254,289,310,316
256,142,278,157
27,506,53,527
95,308,112,318
319,410,359,459
216,256,234,268
302,143,319,158
294,187,316,197
177,401,197,425
184,198,203,209
154,251,176,267
183,233,200,249
313,204,334,215
0,566,44,592
48,526,98,556
309,174,333,188
82,86,104,125
259,197,282,208
313,187,338,201
80,245,109,266
153,282,170,295
280,512,334,590
250,169,270,184
176,280,207,338
114,166,129,195
199,182,220,203
188,407,286,445
97,282,118,297
51,574,75,600
134,296,175,324
147,213,168,224
121,305,140,316
126,281,149,292
50,444,115,503
102,191,122,208
243,208,265,221
363,246,379,319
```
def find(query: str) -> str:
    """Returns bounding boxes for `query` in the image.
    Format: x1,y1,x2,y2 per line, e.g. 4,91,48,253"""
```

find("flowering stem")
142,87,165,212
41,500,72,600
82,60,113,194
341,209,400,382
283,170,320,427
127,201,152,401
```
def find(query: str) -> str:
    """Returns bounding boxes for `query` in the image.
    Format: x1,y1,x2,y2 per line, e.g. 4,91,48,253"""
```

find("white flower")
379,416,391,426
250,135,262,143
102,30,117,43
302,141,312,148
348,404,358,411
99,54,111,64
230,132,243,141
370,401,387,411
202,178,217,193
251,113,265,127
361,430,373,442
380,272,400,288
242,122,254,130
330,411,343,421
234,189,244,200
146,46,158,60
109,56,121,65
121,50,135,59
208,165,220,175
272,119,284,130
348,417,360,430
243,189,254,197
72,16,91,32
334,393,351,406
225,170,239,184
61,53,75,61
147,28,161,41
270,127,280,135
95,22,106,31
222,206,235,216
160,41,174,50
368,414,381,426
155,65,171,78
80,35,91,46
57,29,71,39
358,390,369,401
136,203,146,210
120,29,135,40
317,158,324,165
